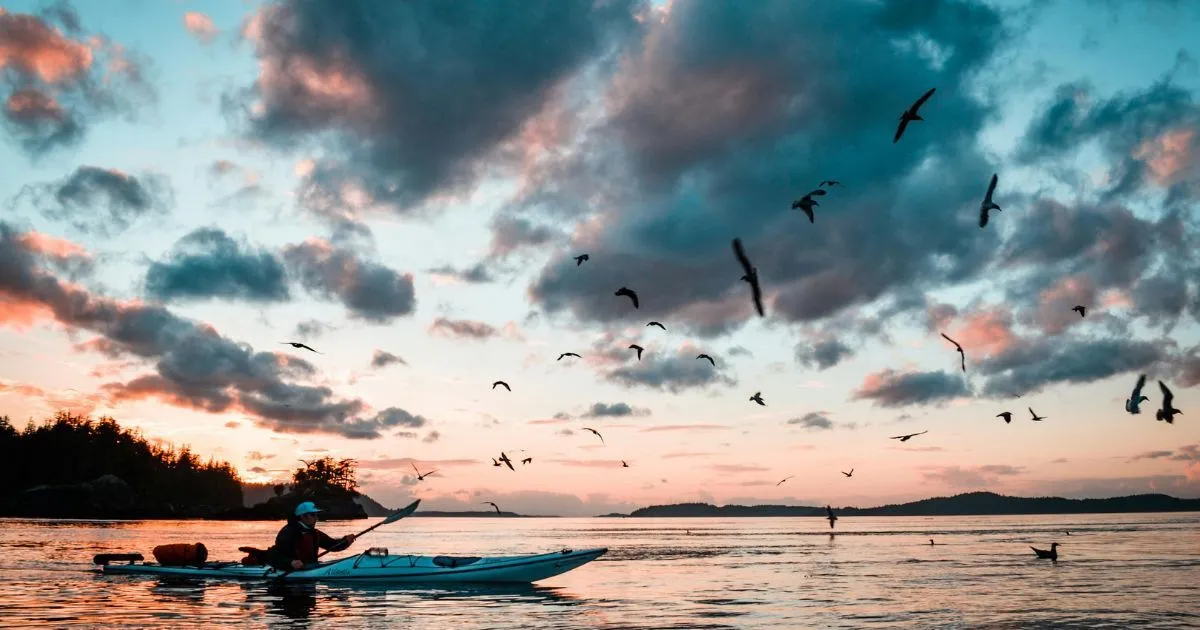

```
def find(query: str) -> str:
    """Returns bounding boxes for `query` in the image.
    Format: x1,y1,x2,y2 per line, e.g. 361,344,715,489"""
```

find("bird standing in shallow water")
1031,543,1060,561
826,505,838,529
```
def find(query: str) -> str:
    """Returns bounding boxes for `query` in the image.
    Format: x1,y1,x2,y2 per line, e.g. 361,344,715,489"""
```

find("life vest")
294,529,319,564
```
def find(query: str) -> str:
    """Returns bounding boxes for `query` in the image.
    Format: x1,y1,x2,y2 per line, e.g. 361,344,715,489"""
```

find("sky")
1,0,1199,517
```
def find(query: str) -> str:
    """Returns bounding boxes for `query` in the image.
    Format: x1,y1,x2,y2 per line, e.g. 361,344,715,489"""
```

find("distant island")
613,493,1200,517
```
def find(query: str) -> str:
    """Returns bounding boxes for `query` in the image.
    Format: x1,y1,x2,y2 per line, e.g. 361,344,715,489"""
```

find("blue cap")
294,501,323,516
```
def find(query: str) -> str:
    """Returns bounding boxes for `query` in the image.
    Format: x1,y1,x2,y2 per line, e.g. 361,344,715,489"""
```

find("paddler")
268,501,357,570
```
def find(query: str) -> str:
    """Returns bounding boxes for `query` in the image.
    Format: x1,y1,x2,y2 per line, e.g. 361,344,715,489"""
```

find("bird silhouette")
1031,543,1060,561
979,173,1001,228
492,380,511,391
281,342,321,354
646,321,666,330
750,392,766,406
521,457,532,465
498,452,515,471
615,287,639,309
574,254,589,266
819,180,842,188
582,427,605,444
732,238,765,317
697,353,715,366
557,352,581,361
629,344,644,360
1028,407,1047,422
894,87,936,143
997,411,1013,424
940,332,966,372
621,460,630,468
890,430,928,442
841,468,854,478
1157,381,1182,424
491,457,501,468
410,462,437,481
777,476,794,486
826,505,838,529
482,501,501,514
1072,305,1086,317
930,539,936,546
1126,374,1149,414
790,189,826,223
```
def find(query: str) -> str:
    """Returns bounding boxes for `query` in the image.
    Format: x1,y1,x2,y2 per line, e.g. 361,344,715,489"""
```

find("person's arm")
268,525,300,570
316,529,356,553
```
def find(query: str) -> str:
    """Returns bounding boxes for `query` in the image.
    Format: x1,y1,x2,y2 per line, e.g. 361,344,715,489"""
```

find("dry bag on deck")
152,543,208,566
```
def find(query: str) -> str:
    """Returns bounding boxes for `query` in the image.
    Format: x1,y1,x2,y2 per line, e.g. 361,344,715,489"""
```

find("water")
1,513,1198,628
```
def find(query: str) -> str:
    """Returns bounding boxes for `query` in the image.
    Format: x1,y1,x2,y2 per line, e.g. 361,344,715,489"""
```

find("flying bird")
646,321,666,330
582,427,605,444
492,380,510,391
1028,407,1047,422
732,238,765,317
776,476,794,486
574,254,589,266
826,505,838,529
281,342,321,354
557,352,581,361
979,173,1001,228
498,452,515,471
410,462,437,481
940,332,966,373
491,458,501,468
841,469,854,478
482,501,501,515
1072,305,1086,317
1031,543,1060,561
521,457,532,465
1126,374,1149,414
894,87,936,143
819,180,842,188
997,411,1013,424
622,460,630,468
890,430,928,442
629,344,644,360
790,189,827,223
1157,381,1182,424
750,392,766,406
615,287,640,309
697,353,715,366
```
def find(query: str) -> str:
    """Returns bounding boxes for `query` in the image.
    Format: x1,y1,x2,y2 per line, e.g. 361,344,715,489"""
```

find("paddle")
269,499,421,580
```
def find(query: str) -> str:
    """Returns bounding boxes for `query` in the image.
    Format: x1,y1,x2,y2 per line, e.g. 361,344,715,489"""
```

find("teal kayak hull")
98,547,606,584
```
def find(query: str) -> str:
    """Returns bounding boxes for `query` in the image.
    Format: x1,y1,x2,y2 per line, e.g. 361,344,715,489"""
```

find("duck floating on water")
1031,543,1060,561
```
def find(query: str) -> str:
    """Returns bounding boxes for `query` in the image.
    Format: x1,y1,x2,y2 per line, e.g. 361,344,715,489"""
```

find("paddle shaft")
316,514,393,559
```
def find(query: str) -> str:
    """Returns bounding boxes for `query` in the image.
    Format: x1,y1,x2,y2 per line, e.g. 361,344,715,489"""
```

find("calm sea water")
1,513,1198,628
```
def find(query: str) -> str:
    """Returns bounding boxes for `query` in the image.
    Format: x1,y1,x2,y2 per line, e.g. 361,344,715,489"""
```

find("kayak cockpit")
432,556,482,568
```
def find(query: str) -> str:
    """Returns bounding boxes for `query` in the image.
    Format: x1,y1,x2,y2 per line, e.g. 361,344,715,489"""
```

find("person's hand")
343,534,356,544
290,559,304,570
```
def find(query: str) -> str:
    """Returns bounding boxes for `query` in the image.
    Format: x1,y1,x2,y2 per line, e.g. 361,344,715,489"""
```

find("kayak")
95,547,607,584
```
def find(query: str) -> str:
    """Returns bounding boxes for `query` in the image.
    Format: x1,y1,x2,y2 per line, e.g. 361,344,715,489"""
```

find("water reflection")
264,582,319,621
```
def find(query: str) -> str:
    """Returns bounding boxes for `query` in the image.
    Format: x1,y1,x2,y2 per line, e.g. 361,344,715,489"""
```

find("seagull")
819,180,842,188
826,505,838,529
749,392,766,406
732,238,764,317
498,452,515,471
979,173,1001,228
1031,543,1060,561
890,430,928,442
997,411,1013,424
622,460,630,468
841,469,854,478
482,501,501,515
790,189,827,223
410,462,437,481
646,321,666,330
1126,374,1149,414
628,344,644,360
1028,407,1047,422
1157,381,1182,424
615,287,639,309
491,457,501,468
574,254,589,266
776,476,794,486
521,457,532,465
1072,305,1086,317
940,332,966,373
281,342,321,354
894,87,936,143
582,427,605,444
557,352,581,361
697,353,715,366
492,380,511,391
930,539,936,546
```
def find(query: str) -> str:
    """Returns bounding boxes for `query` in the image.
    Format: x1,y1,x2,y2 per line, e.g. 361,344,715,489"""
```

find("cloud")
975,335,1170,398
428,317,499,341
231,0,641,222
852,369,969,408
427,263,494,285
787,412,832,430
922,464,1024,489
1129,450,1175,462
16,166,173,235
488,215,562,258
281,238,416,323
293,319,333,339
144,227,290,303
422,430,440,444
0,4,153,156
581,401,649,418
795,339,854,371
370,350,407,369
639,424,729,433
547,458,625,469
183,12,218,45
0,220,422,440
710,464,770,474
604,344,737,393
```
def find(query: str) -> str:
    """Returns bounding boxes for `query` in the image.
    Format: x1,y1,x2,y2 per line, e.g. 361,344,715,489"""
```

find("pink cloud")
1133,127,1197,186
0,10,94,83
948,307,1017,356
183,12,218,45
1034,275,1095,334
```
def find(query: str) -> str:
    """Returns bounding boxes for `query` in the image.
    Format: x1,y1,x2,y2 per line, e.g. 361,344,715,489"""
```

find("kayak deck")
99,547,607,584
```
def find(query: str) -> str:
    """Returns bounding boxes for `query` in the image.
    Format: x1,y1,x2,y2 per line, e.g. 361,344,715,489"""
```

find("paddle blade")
382,499,421,525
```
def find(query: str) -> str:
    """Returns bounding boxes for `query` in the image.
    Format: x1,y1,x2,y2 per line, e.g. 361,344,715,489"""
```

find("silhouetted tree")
291,457,359,500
